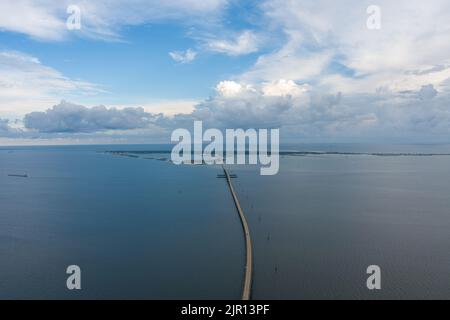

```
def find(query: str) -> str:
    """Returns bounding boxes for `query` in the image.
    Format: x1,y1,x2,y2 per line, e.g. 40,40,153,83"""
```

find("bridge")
221,166,253,300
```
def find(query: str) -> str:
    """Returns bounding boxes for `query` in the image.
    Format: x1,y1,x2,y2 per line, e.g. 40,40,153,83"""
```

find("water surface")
1,144,450,299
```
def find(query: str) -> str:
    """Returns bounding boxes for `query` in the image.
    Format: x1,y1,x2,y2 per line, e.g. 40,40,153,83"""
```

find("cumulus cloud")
262,80,311,97
24,101,157,133
15,80,447,141
169,49,197,64
214,79,309,98
162,79,450,141
215,81,250,97
205,30,259,56
168,80,327,129
4,79,450,142
190,0,450,141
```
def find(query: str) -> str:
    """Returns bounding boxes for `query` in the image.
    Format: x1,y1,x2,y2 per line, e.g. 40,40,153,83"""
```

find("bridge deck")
222,167,253,300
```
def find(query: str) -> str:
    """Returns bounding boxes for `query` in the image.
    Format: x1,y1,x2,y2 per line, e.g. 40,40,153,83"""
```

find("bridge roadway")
222,166,253,300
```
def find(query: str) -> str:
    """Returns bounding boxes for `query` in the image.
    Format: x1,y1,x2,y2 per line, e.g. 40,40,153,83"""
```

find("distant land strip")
104,150,450,157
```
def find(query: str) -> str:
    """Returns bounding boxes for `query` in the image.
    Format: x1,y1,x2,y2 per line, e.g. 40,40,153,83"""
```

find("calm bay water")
1,144,450,299
0,145,243,299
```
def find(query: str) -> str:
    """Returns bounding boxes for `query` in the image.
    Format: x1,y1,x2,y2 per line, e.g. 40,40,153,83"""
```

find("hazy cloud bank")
1,79,448,143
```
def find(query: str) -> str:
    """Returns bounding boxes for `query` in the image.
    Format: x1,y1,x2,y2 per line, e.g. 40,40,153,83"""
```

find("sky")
0,0,450,145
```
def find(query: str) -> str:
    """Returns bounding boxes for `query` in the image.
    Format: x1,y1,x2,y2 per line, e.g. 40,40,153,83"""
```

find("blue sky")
1,0,450,144
0,7,261,104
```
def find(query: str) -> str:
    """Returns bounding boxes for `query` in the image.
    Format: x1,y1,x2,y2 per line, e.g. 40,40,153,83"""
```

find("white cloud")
215,79,311,98
205,30,259,56
168,79,450,141
0,0,229,41
0,1,66,41
253,0,450,94
262,79,310,97
3,0,450,143
215,81,252,97
169,49,197,64
190,0,450,142
238,34,333,83
4,79,450,142
183,80,341,129
0,51,102,119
